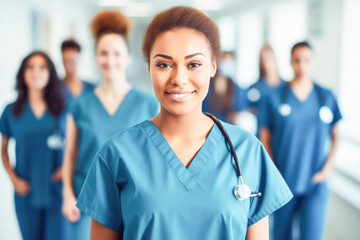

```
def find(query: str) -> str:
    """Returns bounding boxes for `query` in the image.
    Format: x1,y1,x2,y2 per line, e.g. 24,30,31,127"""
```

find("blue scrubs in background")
203,82,248,123
61,80,95,103
247,78,286,135
77,120,293,240
0,103,67,240
67,87,159,239
258,83,342,240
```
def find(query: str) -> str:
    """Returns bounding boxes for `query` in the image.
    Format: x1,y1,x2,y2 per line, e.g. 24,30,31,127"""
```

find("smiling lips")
166,91,195,103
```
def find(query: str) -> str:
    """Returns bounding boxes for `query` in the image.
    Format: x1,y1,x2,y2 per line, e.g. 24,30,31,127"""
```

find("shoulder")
67,92,96,115
222,121,260,147
82,81,96,90
314,84,338,101
97,121,148,161
130,87,159,107
69,92,95,107
1,103,15,117
131,87,156,100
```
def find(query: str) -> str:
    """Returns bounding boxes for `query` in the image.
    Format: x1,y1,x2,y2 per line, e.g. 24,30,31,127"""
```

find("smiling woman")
75,6,293,240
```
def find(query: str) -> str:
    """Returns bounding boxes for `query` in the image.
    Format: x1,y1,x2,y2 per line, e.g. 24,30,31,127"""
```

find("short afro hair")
90,10,132,42
142,6,221,64
291,41,312,55
61,39,81,52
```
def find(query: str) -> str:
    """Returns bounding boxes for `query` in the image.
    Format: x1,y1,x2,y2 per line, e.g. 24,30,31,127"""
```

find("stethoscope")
278,83,334,124
47,119,65,150
204,113,262,201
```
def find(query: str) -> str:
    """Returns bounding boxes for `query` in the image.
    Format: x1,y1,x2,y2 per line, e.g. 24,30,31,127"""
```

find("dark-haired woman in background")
202,52,248,124
0,52,67,240
61,10,159,240
61,39,95,103
247,44,285,135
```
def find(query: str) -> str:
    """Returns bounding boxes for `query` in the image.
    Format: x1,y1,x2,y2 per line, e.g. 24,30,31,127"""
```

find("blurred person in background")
61,39,95,103
259,41,342,240
0,51,67,240
202,51,248,124
61,10,159,240
75,6,292,239
247,44,285,135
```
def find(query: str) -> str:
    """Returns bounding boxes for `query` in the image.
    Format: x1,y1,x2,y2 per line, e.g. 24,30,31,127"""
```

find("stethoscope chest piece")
278,103,291,116
319,106,333,124
248,88,261,102
47,133,65,150
233,184,251,201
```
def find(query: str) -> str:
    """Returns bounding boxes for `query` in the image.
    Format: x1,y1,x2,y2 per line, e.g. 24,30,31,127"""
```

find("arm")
90,219,122,240
61,114,81,222
1,136,31,195
312,124,339,183
259,128,274,161
246,216,269,240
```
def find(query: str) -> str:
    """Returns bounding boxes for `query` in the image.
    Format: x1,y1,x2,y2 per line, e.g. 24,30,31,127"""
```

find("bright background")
0,0,359,239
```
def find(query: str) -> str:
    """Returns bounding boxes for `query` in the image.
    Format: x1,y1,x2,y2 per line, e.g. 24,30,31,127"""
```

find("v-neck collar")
64,80,85,98
287,85,315,104
141,120,222,191
26,102,47,121
92,88,134,117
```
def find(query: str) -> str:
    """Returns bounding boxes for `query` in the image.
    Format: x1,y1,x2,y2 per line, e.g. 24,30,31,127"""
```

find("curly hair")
90,10,132,43
142,6,221,64
13,51,65,118
61,39,81,52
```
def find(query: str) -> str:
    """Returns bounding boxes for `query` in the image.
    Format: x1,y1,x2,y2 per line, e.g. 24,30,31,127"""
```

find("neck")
64,73,79,83
153,108,213,139
99,75,130,96
264,72,280,86
291,76,312,86
28,89,45,104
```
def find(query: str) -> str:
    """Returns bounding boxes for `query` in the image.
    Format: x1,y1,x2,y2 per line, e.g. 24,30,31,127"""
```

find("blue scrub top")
258,84,342,195
0,103,65,208
77,120,293,239
247,78,286,113
203,82,248,123
68,88,159,197
62,80,95,104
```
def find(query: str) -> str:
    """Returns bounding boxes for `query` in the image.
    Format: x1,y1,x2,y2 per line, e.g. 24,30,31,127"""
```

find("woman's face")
291,46,314,79
260,47,277,75
24,54,50,91
96,33,130,81
62,49,80,76
149,28,216,117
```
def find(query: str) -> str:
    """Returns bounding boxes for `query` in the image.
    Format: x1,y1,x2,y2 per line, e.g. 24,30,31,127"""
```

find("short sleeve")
66,99,80,124
0,105,13,138
328,91,342,126
247,144,293,226
76,153,123,232
258,94,274,132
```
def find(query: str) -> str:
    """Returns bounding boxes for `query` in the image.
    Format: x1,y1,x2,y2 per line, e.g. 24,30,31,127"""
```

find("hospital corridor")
0,0,359,239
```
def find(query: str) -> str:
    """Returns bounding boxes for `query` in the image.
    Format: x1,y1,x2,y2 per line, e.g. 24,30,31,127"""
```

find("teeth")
170,93,191,98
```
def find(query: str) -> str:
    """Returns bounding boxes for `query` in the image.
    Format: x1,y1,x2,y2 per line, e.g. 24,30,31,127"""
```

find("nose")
171,66,188,86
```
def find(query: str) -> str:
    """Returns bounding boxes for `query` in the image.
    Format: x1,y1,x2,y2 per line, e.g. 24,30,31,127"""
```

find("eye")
188,62,202,69
100,50,108,56
156,62,172,69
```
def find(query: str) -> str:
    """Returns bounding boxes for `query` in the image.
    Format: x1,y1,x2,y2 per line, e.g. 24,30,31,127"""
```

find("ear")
211,60,217,78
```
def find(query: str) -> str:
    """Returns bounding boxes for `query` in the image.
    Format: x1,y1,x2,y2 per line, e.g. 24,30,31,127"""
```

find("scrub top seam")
138,123,189,192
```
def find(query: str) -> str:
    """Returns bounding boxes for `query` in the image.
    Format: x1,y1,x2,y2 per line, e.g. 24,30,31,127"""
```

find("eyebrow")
152,52,205,60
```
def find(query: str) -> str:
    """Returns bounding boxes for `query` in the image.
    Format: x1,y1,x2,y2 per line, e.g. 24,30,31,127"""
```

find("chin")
162,104,199,117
